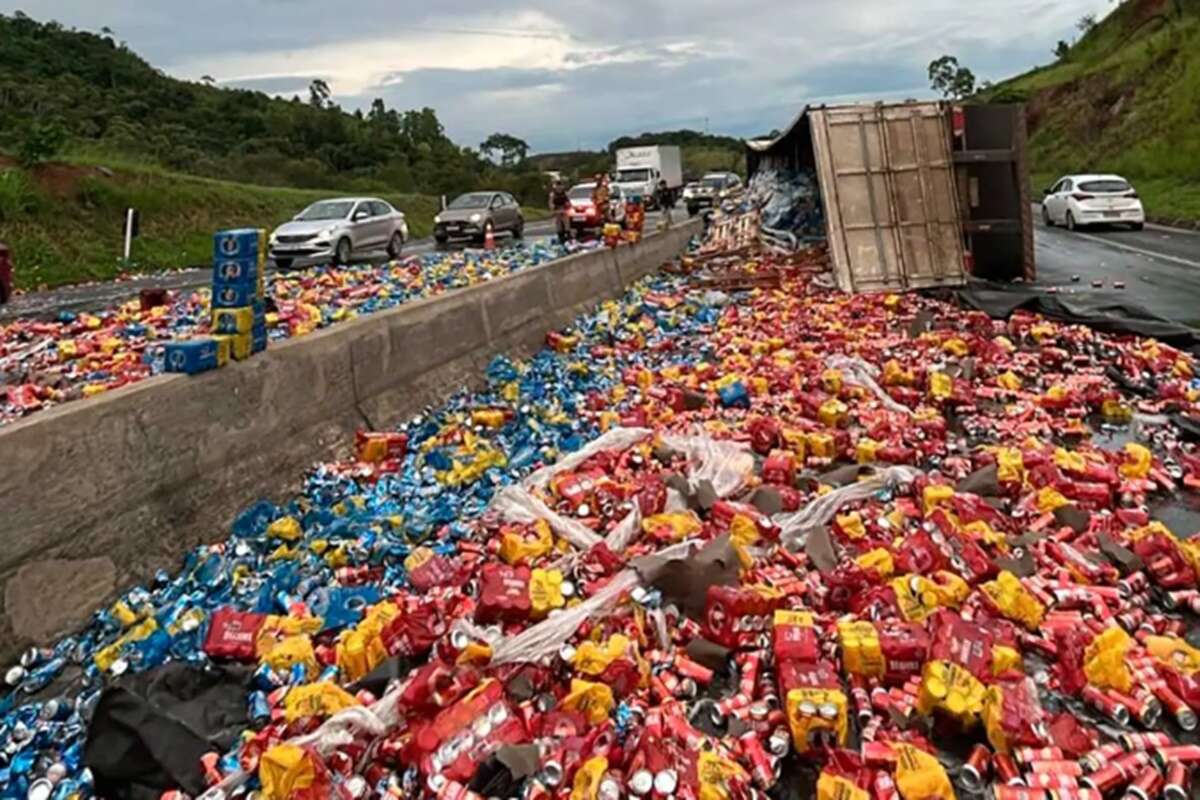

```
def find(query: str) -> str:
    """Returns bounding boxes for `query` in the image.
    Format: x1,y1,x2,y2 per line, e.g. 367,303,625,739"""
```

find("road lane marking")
1068,230,1200,269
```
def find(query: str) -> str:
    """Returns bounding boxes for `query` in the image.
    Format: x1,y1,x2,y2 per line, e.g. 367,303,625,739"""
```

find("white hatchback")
1042,174,1145,231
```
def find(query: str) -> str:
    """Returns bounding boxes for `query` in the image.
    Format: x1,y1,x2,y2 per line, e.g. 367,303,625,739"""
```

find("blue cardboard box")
213,229,263,261
212,283,256,309
213,257,260,286
252,325,268,353
164,339,223,374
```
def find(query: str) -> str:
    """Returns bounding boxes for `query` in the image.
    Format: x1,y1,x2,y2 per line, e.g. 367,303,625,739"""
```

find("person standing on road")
592,174,611,223
655,178,673,228
549,179,571,244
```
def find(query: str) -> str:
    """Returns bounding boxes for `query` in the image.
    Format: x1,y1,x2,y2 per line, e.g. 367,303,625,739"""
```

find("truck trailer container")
746,100,1033,293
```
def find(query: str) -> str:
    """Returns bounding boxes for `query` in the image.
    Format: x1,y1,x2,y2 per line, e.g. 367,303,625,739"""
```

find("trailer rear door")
810,102,966,293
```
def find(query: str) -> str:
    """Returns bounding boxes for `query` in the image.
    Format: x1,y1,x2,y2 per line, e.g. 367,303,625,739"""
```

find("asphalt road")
9,201,1200,326
0,208,678,321
1031,204,1200,325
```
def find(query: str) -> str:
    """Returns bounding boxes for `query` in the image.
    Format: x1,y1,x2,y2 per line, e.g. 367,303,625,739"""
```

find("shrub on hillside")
17,120,68,167
0,169,39,220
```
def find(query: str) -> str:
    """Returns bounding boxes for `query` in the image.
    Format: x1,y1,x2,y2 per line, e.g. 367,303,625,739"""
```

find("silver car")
269,197,408,269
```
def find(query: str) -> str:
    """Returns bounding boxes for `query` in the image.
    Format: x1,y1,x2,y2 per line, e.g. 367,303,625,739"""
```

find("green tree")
17,119,68,166
928,55,977,100
1054,40,1071,59
308,78,331,109
480,132,529,166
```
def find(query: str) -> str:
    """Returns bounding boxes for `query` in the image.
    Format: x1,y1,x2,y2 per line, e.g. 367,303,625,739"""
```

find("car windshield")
296,201,355,221
449,193,492,209
617,169,651,183
702,177,726,189
568,186,594,200
1078,179,1132,193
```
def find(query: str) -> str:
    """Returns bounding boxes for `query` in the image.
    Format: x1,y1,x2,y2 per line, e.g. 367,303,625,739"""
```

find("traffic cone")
484,224,495,250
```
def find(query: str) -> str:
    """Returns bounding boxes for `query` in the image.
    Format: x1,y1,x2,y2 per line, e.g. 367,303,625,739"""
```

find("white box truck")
613,145,683,209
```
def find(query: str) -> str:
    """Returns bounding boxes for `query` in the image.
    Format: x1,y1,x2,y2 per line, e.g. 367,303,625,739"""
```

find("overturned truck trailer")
746,101,1033,293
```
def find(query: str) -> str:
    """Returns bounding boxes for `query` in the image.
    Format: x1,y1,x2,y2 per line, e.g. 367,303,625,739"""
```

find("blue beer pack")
213,257,260,287
163,339,223,375
212,283,256,309
213,229,263,262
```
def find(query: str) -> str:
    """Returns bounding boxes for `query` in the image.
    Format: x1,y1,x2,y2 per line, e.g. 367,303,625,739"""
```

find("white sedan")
1042,174,1145,231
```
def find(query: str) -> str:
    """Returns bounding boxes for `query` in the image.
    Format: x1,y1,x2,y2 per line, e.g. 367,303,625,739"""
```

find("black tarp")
84,663,250,800
949,283,1200,355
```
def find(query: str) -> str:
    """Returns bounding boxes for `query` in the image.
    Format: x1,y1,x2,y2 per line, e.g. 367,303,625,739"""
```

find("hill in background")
985,0,1200,223
530,130,747,185
0,12,547,202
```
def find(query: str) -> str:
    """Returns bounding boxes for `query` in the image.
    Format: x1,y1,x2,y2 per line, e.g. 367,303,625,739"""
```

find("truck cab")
613,145,683,210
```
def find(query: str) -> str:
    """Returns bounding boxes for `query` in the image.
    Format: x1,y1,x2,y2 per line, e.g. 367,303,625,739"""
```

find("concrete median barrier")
0,219,700,661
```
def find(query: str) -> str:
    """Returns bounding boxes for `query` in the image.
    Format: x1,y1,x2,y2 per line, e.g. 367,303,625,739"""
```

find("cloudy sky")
5,0,1111,152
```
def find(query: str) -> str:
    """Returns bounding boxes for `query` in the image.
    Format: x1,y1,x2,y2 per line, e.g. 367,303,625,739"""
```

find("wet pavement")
9,202,1197,327
1032,204,1200,325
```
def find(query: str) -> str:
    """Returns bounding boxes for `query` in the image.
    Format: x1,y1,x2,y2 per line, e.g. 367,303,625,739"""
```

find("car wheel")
1065,211,1078,232
335,237,352,265
513,218,524,239
275,257,294,271
1130,222,1144,231
688,205,699,217
1042,205,1054,227
387,231,404,258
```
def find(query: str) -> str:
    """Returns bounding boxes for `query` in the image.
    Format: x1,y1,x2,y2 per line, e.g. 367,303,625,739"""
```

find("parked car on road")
687,172,743,216
567,183,627,233
1042,174,1145,231
434,192,524,245
0,242,11,305
269,197,408,269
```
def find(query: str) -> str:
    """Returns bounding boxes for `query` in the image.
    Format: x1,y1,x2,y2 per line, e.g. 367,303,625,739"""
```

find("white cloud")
1,0,1115,150
168,9,578,95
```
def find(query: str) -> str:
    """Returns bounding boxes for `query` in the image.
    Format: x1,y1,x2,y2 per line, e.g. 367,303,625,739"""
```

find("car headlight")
317,227,336,240
434,214,442,224
469,213,482,223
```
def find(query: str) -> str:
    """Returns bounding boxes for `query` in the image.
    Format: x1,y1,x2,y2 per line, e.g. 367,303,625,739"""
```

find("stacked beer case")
211,228,268,360
163,229,268,374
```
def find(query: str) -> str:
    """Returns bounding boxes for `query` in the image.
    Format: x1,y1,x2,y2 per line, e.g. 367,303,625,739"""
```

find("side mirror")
1043,187,1053,196
353,210,369,221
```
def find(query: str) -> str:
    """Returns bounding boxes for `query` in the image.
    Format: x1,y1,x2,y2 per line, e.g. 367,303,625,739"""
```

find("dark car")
0,242,11,305
434,192,524,245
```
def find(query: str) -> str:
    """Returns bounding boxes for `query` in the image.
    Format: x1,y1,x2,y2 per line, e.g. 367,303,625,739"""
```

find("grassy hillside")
0,160,544,291
0,13,551,206
985,0,1200,223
